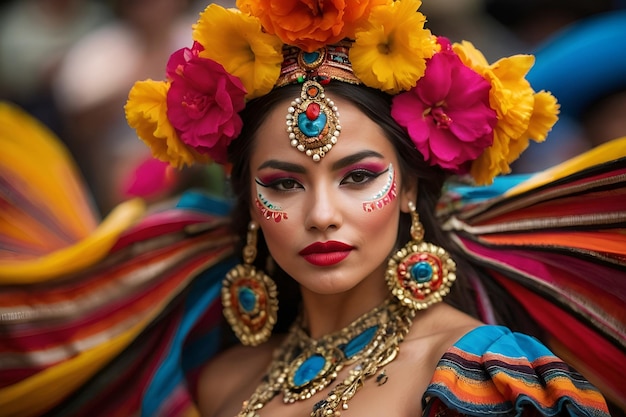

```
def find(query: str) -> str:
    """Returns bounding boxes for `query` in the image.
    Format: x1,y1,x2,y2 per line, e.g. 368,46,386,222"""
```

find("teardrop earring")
386,201,456,310
222,221,278,346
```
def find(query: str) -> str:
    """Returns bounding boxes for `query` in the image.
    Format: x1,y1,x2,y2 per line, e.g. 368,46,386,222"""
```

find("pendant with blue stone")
342,325,378,359
286,80,341,162
285,347,340,400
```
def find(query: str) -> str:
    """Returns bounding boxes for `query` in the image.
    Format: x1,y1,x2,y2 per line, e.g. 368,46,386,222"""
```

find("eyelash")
340,168,385,185
255,167,387,191
256,177,302,191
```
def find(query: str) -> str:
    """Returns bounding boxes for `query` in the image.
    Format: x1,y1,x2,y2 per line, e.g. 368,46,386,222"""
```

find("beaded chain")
237,298,416,417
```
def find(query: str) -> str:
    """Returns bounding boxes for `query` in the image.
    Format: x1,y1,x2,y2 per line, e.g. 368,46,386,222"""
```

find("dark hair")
227,82,486,331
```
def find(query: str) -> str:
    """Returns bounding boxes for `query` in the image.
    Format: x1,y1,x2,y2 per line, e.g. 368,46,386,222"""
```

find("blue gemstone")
293,354,326,387
410,261,433,283
237,287,257,313
297,112,327,137
302,51,321,64
343,326,378,359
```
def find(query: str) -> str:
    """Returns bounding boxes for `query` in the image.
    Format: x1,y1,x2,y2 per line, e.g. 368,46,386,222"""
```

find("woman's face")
249,95,416,295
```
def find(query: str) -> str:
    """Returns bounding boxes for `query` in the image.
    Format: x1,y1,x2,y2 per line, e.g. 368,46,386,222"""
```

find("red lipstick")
299,241,354,266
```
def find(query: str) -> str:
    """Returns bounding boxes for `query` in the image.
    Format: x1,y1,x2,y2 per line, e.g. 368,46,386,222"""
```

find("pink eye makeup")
337,161,387,179
255,172,303,191
362,163,397,212
254,178,288,222
255,172,287,186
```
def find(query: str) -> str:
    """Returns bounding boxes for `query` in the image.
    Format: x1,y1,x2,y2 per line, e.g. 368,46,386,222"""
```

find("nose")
304,185,342,232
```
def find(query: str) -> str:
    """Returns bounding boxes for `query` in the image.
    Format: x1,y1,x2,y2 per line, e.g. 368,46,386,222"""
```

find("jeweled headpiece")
125,0,560,185
279,42,358,161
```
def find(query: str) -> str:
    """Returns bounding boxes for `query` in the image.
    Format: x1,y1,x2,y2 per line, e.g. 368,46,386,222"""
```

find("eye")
340,169,381,185
256,177,303,191
275,179,301,190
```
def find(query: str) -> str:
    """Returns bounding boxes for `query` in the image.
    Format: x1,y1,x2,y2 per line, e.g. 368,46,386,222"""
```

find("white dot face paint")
255,180,289,222
362,163,397,212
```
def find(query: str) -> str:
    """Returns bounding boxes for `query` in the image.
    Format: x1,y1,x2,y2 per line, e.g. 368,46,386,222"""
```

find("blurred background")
1,0,625,215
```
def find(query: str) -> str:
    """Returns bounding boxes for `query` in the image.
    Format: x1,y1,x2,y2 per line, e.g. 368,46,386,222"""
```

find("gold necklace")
237,298,416,417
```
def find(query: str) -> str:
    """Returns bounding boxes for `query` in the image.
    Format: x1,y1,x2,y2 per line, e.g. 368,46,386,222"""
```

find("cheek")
252,193,298,249
352,205,401,260
361,165,398,213
258,221,294,269
253,184,289,223
356,208,398,236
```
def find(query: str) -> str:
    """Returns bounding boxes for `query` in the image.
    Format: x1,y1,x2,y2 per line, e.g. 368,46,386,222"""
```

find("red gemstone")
306,103,321,120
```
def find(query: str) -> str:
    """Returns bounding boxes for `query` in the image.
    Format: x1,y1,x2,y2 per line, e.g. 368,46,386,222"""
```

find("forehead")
250,95,396,169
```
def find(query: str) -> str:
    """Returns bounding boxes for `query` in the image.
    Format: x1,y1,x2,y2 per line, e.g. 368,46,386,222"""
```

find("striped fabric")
442,139,626,411
0,194,236,417
0,103,237,417
424,326,611,417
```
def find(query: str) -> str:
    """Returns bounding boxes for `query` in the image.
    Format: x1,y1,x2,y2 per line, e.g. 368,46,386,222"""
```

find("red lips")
299,241,354,266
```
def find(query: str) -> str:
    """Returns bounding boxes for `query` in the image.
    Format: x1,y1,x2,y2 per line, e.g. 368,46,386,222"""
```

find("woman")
123,1,615,415
197,84,486,416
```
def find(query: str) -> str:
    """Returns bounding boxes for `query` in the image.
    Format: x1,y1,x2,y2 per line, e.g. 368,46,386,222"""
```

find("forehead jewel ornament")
280,42,360,161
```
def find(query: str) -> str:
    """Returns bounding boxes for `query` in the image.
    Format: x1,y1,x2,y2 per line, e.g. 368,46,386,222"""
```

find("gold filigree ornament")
222,221,278,346
237,298,416,417
386,201,456,310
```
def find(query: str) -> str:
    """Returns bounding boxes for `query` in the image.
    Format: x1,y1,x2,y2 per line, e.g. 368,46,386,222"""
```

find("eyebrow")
257,160,307,173
331,150,384,170
256,150,384,173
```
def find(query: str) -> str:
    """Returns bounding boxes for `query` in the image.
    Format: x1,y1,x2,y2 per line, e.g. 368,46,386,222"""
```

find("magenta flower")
391,39,497,173
166,41,204,79
166,43,247,164
123,157,177,199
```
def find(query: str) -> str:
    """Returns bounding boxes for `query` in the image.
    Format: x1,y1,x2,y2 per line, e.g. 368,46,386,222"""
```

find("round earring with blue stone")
386,201,456,310
222,221,278,346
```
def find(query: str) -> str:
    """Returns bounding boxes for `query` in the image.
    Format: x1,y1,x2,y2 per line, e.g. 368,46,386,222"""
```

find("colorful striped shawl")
424,326,610,417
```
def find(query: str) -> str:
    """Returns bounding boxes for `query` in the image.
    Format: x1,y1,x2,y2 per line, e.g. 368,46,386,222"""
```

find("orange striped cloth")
424,326,610,417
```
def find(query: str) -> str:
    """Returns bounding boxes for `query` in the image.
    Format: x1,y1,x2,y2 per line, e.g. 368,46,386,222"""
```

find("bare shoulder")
401,302,483,369
196,336,283,417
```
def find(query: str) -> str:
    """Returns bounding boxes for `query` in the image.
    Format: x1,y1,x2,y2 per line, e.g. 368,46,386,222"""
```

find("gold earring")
222,221,278,346
386,201,456,310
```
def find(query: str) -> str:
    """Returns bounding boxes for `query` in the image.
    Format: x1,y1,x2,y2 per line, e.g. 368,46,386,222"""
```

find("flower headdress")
125,0,559,185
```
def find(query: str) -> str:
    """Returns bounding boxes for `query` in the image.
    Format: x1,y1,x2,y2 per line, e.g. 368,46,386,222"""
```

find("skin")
197,96,483,417
361,163,397,212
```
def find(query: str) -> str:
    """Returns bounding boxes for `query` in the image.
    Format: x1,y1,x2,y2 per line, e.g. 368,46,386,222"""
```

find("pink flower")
391,38,497,173
166,41,204,79
166,43,247,164
123,157,177,199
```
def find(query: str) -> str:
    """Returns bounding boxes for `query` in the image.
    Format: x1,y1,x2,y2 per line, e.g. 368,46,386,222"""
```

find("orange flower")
237,0,386,52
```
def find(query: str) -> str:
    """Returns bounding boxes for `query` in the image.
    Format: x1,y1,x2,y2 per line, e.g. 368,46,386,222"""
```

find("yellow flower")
524,90,560,144
193,4,283,100
351,0,438,94
454,41,559,184
125,80,210,168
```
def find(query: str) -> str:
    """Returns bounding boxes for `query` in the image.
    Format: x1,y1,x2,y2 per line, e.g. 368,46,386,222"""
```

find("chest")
212,354,433,417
